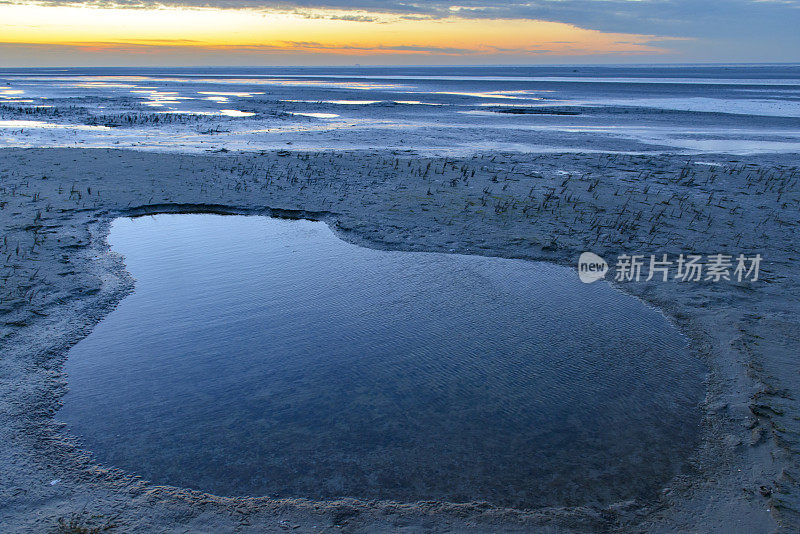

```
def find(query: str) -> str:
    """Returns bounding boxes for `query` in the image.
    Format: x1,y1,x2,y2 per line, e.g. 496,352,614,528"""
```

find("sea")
1,64,799,154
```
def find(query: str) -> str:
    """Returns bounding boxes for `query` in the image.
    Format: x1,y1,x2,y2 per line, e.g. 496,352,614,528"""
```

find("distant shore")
1,148,797,532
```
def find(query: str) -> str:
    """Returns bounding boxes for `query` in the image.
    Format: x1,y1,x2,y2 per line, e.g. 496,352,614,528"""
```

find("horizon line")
2,62,799,69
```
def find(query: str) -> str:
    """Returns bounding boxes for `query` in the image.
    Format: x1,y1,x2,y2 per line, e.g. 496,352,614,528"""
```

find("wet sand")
0,148,798,532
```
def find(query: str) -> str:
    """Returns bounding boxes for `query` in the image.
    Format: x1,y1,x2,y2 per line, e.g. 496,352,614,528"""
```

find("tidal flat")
0,148,798,533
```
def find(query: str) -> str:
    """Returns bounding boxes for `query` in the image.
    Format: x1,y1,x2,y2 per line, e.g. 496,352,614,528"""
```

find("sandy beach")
0,147,797,532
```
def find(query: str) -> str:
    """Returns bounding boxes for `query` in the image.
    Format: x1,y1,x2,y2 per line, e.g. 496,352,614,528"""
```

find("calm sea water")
58,214,705,508
1,65,799,154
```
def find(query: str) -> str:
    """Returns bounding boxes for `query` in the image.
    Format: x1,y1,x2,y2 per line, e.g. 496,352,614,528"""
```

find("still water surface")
59,214,704,508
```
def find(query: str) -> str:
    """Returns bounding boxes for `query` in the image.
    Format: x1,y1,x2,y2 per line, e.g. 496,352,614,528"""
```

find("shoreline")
1,147,797,532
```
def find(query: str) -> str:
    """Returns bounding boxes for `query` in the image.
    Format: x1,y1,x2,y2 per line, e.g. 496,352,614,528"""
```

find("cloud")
1,0,798,62
4,0,798,44
297,11,380,22
248,41,483,54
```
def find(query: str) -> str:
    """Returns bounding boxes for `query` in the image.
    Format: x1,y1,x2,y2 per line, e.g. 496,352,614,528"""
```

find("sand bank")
0,148,797,532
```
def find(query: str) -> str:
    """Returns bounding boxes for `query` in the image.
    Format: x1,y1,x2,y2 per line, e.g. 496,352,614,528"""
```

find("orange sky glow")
0,2,674,63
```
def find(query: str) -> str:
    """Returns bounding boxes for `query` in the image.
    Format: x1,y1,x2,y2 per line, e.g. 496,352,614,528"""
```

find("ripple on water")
58,214,705,508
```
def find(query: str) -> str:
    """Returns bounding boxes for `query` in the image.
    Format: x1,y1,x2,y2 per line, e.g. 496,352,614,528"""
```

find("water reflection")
59,214,704,508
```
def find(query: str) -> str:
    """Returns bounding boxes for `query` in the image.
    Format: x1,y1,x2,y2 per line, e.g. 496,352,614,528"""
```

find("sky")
0,0,798,66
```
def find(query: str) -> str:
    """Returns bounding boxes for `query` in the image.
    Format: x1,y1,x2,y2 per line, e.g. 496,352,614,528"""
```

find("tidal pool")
59,214,704,508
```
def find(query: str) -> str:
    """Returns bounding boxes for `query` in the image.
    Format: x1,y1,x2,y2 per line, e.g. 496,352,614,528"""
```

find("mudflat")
0,148,797,532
